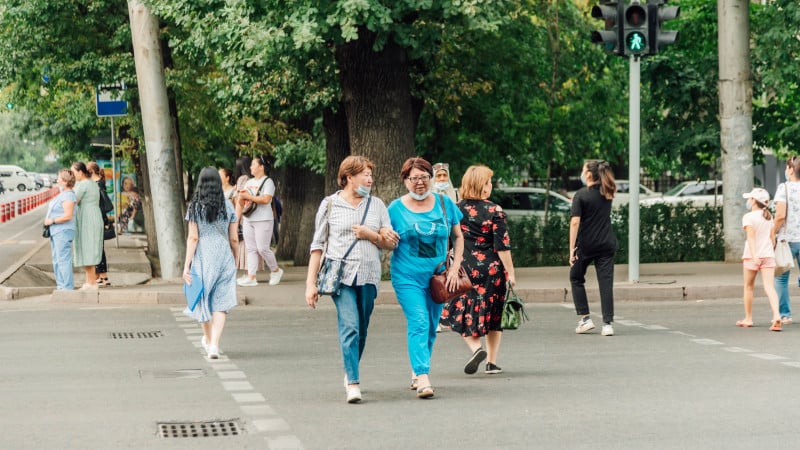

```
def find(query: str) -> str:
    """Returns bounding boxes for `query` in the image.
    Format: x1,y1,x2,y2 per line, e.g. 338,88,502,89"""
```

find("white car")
490,187,572,218
640,180,723,208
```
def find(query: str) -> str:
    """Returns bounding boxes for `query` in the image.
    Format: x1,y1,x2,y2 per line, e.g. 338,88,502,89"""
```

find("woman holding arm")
44,169,77,290
389,157,464,399
182,167,239,359
305,155,398,404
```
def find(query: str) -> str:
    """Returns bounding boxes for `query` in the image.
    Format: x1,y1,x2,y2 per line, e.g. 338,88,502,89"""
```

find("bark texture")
718,0,752,262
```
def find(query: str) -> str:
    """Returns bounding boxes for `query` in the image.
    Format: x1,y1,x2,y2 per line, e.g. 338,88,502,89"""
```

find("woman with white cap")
738,187,782,331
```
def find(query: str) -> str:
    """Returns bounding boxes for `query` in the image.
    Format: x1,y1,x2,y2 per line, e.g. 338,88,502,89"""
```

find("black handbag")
42,224,51,238
103,216,116,240
99,186,114,214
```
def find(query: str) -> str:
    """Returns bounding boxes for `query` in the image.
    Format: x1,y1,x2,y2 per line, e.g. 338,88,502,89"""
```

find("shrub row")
506,203,724,267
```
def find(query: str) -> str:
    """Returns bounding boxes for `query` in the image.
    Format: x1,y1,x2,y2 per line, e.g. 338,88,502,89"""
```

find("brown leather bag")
430,261,472,304
428,193,472,304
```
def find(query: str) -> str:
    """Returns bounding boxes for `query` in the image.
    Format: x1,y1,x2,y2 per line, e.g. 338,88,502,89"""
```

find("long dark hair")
586,160,616,200
187,167,228,224
234,156,252,179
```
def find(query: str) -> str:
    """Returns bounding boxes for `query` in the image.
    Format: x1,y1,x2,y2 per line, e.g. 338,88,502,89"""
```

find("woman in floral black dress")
442,165,516,375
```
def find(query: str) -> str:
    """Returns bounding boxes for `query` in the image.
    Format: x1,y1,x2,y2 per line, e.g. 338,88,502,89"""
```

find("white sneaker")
237,274,248,283
201,336,209,352
601,324,614,336
346,385,361,404
575,316,595,334
207,345,220,359
268,268,284,286
237,278,257,287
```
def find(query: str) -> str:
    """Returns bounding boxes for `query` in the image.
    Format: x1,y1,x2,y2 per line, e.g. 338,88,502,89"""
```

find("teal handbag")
501,283,529,330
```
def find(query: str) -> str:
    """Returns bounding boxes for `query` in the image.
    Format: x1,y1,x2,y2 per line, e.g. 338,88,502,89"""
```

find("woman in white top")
773,157,800,324
237,155,283,287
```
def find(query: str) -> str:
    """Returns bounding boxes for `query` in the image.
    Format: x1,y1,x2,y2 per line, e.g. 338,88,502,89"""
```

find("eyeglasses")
432,163,449,171
407,175,431,184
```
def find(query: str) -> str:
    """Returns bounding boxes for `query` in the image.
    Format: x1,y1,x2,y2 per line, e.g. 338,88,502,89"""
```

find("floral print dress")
442,199,512,337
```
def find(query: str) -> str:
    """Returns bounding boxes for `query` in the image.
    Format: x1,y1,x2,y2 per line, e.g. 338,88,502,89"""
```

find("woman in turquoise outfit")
182,167,239,360
71,162,104,291
388,157,464,399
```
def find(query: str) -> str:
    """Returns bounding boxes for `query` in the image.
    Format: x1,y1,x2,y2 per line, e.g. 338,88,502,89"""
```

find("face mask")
355,185,371,197
434,182,450,191
580,174,587,185
746,199,753,210
409,190,432,201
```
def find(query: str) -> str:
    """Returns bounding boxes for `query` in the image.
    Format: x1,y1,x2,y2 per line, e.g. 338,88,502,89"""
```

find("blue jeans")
50,229,75,290
394,283,443,376
774,241,800,318
333,282,377,385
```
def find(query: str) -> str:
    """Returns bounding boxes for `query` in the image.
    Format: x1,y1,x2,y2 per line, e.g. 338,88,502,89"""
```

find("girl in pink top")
739,187,781,331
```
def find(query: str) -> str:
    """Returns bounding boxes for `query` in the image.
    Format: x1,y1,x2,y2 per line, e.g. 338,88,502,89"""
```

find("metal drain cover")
157,420,242,438
110,331,164,339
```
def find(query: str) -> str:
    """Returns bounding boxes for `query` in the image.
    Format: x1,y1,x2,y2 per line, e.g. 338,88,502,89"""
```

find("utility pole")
718,0,752,262
128,1,186,279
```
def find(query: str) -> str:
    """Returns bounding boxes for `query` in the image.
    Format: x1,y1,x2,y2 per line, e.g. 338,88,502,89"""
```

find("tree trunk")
323,105,351,194
275,164,324,266
718,0,752,262
129,0,186,279
337,29,417,202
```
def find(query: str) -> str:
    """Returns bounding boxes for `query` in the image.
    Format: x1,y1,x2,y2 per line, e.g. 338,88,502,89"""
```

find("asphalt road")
1,297,799,449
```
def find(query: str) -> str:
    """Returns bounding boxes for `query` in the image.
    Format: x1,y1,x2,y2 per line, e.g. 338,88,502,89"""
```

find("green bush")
506,204,724,267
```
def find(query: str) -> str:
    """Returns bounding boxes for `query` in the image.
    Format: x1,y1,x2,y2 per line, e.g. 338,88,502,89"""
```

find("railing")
0,187,59,223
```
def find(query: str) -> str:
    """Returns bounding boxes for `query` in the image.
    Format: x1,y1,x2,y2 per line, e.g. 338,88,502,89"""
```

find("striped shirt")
310,192,392,286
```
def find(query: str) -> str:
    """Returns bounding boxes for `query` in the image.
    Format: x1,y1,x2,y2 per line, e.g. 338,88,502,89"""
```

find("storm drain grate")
110,331,164,339
158,420,241,438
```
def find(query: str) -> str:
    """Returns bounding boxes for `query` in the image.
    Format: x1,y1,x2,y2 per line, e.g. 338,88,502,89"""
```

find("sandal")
416,385,434,399
409,378,418,390
770,320,782,332
736,320,753,328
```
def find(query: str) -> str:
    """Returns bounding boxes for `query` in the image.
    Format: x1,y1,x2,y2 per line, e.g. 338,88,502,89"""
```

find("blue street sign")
96,82,128,117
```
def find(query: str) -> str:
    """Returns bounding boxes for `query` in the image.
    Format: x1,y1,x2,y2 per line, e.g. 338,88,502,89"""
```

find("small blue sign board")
96,82,128,117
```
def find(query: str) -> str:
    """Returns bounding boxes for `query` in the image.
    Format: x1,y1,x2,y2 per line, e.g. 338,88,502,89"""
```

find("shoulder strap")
341,196,372,260
254,177,269,196
786,184,790,223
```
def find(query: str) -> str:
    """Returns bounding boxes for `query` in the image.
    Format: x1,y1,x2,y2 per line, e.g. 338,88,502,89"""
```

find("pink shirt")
742,210,775,259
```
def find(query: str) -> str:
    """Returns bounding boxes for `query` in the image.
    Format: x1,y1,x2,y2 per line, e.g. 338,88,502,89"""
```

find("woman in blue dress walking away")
182,167,239,359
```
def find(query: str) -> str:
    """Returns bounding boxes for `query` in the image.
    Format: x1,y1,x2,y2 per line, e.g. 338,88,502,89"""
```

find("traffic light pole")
628,55,641,283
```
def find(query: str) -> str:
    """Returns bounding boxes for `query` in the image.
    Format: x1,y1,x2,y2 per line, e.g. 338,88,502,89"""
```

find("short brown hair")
399,157,433,180
338,155,375,188
459,165,493,200
58,169,75,188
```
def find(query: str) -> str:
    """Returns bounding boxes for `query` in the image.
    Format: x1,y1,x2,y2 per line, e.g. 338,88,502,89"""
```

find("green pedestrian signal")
5,102,12,110
626,31,647,52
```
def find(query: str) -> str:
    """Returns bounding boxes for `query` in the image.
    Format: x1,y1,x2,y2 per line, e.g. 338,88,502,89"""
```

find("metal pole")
111,116,119,248
628,55,641,282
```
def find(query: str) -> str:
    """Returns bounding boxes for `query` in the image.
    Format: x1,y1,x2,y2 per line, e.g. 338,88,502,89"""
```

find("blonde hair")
459,165,493,200
58,169,76,188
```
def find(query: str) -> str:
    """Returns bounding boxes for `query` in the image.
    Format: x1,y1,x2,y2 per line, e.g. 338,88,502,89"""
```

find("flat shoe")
736,320,753,328
416,385,434,399
464,348,487,374
770,320,782,332
409,378,418,390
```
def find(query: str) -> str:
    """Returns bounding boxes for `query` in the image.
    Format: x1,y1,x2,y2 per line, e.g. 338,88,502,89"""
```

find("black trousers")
570,251,615,324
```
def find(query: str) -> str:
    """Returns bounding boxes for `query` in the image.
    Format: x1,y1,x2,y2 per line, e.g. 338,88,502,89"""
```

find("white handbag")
776,184,795,276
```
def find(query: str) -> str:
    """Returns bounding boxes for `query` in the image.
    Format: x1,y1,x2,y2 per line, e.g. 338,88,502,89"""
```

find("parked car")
490,187,572,218
0,165,36,191
640,180,723,208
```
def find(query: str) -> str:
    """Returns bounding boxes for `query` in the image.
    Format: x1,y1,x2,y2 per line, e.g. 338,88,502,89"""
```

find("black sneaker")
464,348,487,374
485,363,503,374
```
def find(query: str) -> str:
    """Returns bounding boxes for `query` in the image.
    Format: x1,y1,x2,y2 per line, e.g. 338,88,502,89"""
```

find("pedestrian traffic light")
623,2,649,56
5,102,12,110
590,1,624,56
647,0,680,55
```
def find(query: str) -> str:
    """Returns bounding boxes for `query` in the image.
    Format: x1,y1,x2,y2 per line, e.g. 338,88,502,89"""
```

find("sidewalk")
1,233,772,306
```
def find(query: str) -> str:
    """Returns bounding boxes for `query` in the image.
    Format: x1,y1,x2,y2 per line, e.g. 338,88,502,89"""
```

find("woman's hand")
351,224,370,239
44,218,53,226
182,269,192,284
305,285,319,309
379,228,400,247
445,265,460,291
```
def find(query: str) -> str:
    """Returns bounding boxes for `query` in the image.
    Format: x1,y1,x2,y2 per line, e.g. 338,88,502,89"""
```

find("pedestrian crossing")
0,239,37,245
